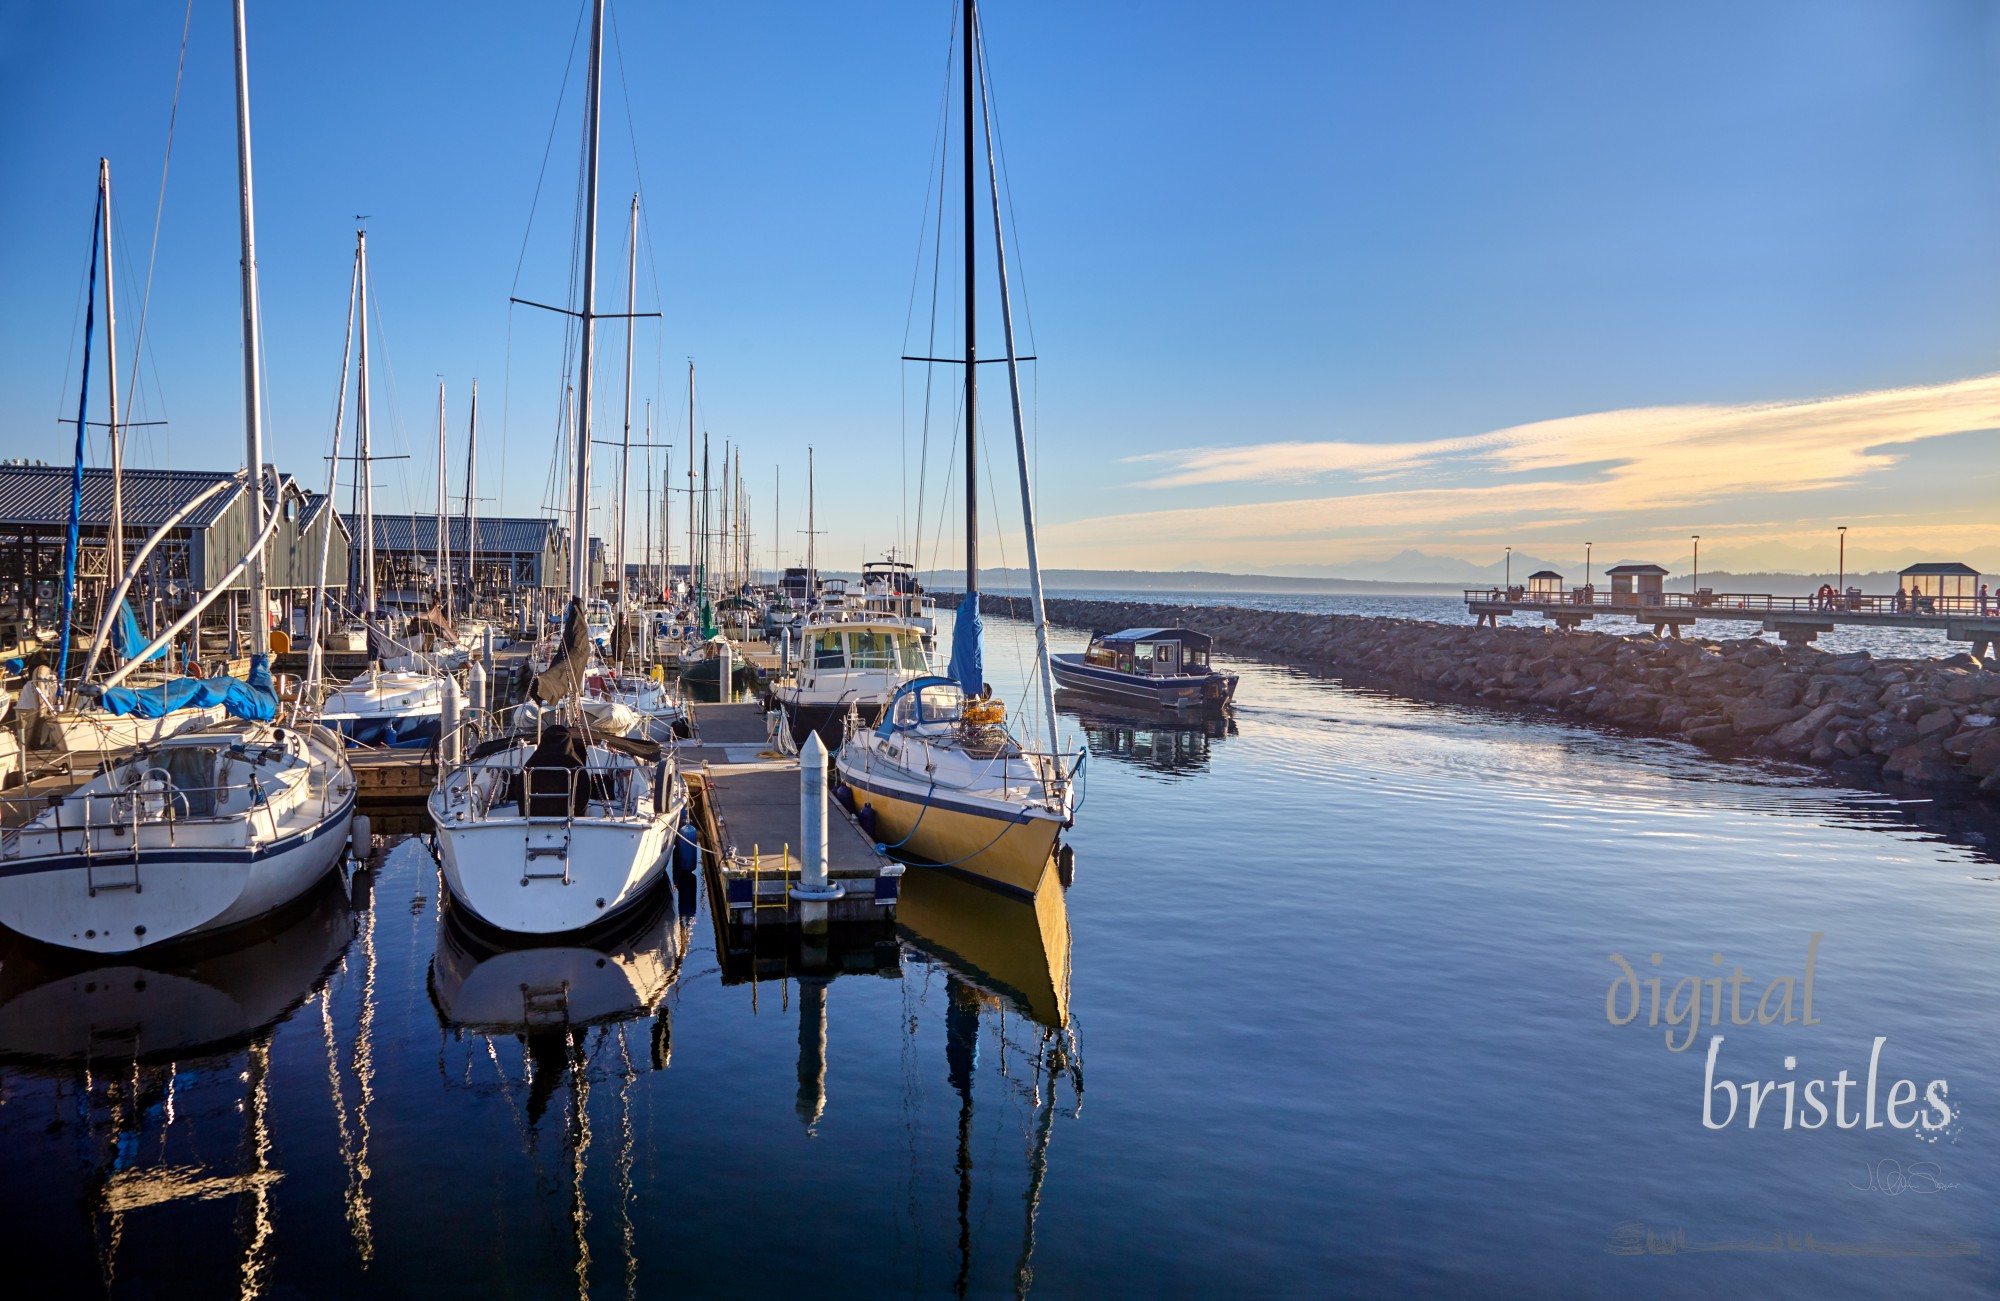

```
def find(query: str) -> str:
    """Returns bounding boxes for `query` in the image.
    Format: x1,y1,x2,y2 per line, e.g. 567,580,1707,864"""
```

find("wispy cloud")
1056,375,2000,571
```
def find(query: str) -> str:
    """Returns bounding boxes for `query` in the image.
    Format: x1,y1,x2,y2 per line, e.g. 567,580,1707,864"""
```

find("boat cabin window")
848,629,896,669
892,682,964,728
1185,646,1208,667
898,637,929,671
812,631,846,668
1084,645,1118,668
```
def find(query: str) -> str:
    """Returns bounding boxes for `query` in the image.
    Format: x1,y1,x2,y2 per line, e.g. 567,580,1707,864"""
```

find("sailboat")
428,0,686,936
25,159,229,761
0,0,356,954
836,0,1084,898
317,232,461,750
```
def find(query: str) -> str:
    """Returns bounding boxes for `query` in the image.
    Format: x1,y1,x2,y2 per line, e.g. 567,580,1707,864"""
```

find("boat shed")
344,513,578,603
0,462,344,645
1605,563,1669,607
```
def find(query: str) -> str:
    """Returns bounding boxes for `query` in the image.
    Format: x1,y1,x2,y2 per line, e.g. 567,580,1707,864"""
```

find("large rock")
1730,701,1806,737
1771,701,1842,749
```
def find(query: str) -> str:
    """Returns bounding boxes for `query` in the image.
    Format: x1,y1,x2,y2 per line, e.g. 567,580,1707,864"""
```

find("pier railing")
1463,589,1994,617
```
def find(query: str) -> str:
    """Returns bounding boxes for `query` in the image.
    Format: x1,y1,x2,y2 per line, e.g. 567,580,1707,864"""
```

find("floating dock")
681,701,903,946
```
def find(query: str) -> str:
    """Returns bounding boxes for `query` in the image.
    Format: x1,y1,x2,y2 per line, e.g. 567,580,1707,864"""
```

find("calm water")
2,614,1996,1297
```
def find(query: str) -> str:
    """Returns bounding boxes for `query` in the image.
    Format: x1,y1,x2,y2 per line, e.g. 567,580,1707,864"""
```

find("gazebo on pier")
1526,570,1564,599
1897,562,1980,612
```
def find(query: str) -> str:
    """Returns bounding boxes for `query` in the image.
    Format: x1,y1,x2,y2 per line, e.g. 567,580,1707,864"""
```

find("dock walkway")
1466,589,2000,653
682,702,901,942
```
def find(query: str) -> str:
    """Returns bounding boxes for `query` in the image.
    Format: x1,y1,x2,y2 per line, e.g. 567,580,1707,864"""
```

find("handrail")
1463,588,1995,617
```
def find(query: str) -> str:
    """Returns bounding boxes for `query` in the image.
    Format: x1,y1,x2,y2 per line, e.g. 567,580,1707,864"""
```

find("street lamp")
1692,535,1700,605
1837,526,1847,595
1505,546,1512,589
1585,542,1593,591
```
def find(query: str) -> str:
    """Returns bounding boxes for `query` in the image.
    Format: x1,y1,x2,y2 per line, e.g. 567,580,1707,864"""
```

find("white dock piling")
796,732,832,935
780,627,791,674
441,679,462,764
718,640,735,702
467,657,488,721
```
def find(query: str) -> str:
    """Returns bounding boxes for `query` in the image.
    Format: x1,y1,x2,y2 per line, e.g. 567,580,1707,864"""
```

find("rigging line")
902,1,960,562
511,0,592,293
976,20,1038,355
126,0,194,411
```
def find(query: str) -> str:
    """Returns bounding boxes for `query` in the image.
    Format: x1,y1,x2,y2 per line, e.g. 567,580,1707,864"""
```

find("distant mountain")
841,567,1479,595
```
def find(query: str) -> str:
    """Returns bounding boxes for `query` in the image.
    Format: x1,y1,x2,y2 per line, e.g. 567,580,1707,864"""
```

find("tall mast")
686,362,696,601
978,17,1058,749
309,243,361,692
100,158,124,589
661,445,670,601
643,401,653,600
231,0,270,658
463,380,478,611
435,380,450,622
568,0,607,603
356,231,376,617
807,446,816,605
619,191,638,618
962,0,977,600
701,431,710,598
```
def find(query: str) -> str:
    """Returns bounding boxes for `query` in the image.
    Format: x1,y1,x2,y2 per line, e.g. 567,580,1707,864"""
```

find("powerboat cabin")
1050,627,1238,712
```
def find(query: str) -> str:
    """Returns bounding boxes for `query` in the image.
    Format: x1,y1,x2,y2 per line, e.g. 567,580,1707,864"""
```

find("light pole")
1692,535,1700,605
1837,526,1847,596
1585,542,1593,593
1505,546,1512,590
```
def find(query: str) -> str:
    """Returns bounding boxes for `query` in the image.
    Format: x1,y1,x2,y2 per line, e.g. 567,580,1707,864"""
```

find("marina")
4,0,1996,1295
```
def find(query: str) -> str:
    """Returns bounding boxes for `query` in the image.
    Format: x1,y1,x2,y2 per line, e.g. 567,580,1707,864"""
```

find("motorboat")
318,664,452,748
1050,627,1238,711
771,619,929,749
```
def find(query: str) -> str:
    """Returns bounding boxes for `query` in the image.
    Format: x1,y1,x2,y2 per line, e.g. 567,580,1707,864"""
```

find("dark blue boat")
1049,628,1238,712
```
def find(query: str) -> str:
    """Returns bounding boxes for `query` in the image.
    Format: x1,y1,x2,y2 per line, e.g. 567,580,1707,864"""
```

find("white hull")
29,705,230,754
0,724,356,954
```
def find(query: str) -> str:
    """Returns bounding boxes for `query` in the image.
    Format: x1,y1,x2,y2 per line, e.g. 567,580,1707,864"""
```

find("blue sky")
3,0,1995,581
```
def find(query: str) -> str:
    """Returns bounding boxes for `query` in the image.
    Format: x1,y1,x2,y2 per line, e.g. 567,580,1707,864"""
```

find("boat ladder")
520,980,572,1029
81,794,142,896
522,821,573,885
750,843,791,918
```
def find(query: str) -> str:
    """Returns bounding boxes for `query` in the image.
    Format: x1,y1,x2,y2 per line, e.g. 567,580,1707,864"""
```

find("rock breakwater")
955,593,2000,799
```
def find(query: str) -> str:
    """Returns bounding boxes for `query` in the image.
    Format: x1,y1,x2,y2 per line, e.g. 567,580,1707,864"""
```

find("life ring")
183,659,205,679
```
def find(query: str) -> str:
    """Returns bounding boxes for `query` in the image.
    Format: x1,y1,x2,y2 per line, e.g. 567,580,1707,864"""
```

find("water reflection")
428,890,687,1301
0,875,359,1293
899,869,1081,1298
1057,691,1236,779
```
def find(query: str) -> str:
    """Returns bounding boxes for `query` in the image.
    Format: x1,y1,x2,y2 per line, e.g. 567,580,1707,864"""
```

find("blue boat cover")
96,654,277,722
109,598,166,664
948,598,984,699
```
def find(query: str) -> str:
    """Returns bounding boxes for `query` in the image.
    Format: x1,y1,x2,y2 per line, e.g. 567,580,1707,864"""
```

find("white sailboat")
316,231,459,750
428,0,685,936
0,0,355,954
836,0,1083,898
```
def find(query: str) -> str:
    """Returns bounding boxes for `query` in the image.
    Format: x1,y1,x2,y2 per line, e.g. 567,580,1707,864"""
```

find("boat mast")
619,191,638,623
962,0,978,604
806,445,816,609
463,380,478,613
643,401,653,602
307,242,361,693
356,231,376,617
435,380,450,623
976,14,1058,750
567,0,606,609
231,0,270,659
100,158,124,590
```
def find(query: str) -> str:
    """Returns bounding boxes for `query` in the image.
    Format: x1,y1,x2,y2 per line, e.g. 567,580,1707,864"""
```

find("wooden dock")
680,701,903,945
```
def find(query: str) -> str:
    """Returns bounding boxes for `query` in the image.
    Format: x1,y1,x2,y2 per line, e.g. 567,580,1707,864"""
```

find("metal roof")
1527,569,1564,580
1605,563,1669,575
0,464,248,529
1899,562,1980,577
1100,627,1213,646
343,513,565,554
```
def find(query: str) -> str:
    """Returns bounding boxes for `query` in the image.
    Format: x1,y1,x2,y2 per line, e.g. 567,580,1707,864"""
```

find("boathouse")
0,462,347,649
1605,563,1668,608
343,513,591,604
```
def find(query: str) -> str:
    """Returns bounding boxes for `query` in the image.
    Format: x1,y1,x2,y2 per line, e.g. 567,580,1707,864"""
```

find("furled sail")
90,653,277,721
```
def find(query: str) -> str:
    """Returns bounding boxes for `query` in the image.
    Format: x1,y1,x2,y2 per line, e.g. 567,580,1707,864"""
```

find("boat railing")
0,773,286,861
1463,587,1995,617
445,754,673,825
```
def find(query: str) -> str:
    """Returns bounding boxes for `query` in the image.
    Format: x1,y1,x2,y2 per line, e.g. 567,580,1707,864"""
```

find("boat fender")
856,802,877,839
674,822,700,875
833,783,856,814
1057,843,1076,889
653,757,672,814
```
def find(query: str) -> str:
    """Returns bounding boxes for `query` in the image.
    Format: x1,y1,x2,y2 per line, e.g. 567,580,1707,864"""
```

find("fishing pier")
1466,562,1998,654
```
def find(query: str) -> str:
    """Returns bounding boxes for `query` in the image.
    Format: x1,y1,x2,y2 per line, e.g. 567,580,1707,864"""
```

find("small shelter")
1526,570,1564,599
1605,563,1668,608
1898,562,1980,612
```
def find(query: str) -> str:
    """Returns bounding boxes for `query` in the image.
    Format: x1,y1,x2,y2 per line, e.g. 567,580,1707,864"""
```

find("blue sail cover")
109,598,166,664
948,598,985,697
96,654,277,722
